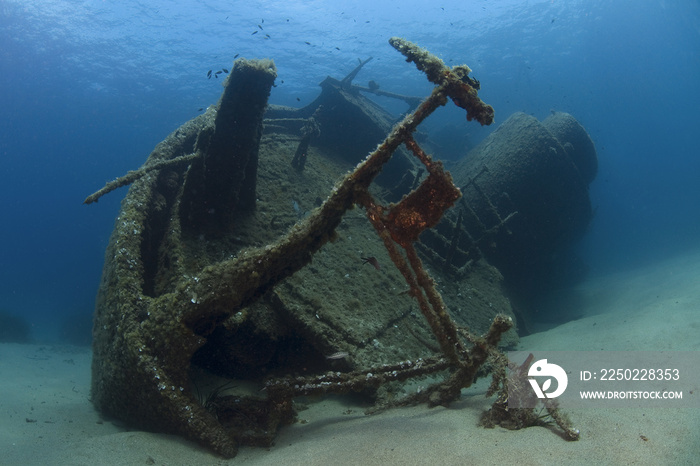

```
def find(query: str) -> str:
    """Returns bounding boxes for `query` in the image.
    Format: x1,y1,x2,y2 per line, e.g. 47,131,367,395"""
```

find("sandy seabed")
2,249,699,465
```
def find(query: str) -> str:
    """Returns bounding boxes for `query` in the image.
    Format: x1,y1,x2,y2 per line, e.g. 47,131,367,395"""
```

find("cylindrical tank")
423,111,597,293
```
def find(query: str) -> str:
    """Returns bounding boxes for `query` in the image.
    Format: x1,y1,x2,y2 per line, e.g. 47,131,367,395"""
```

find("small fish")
265,34,271,39
304,41,311,45
361,256,380,270
252,30,258,35
326,352,349,360
292,200,308,219
222,68,229,73
198,107,204,111
258,24,263,30
207,69,212,79
234,53,239,58
215,70,222,75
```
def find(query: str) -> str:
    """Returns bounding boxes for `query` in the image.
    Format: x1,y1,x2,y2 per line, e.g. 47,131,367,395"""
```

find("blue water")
1,0,698,342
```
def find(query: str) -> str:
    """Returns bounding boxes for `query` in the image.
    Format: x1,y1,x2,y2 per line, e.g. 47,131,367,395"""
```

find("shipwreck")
85,38,592,457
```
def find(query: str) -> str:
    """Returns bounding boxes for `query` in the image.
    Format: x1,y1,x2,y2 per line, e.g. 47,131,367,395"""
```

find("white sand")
2,249,699,465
